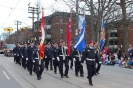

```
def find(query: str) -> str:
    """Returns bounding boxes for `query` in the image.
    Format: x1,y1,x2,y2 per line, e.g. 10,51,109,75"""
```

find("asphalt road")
0,54,132,88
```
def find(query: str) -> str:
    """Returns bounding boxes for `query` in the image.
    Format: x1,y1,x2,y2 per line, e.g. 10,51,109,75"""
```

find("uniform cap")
24,42,27,44
21,43,24,45
61,40,65,43
88,40,93,44
93,42,96,45
30,40,33,43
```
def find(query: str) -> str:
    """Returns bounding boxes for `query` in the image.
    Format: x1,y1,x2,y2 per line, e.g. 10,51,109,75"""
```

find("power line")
1,0,21,28
0,4,27,10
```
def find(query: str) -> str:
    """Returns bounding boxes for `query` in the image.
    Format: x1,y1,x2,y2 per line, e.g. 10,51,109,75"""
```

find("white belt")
35,58,39,60
59,55,66,56
86,58,95,61
59,55,66,60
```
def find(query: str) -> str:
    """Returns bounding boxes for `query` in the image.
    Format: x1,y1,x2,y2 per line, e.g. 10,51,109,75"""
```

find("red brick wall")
50,16,91,44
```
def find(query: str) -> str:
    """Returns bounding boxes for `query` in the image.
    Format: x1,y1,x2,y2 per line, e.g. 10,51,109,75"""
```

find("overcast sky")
0,0,72,36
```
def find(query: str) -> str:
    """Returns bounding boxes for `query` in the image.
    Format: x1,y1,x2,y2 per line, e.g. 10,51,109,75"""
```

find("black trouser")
96,61,101,73
86,64,95,84
75,60,84,75
53,59,59,73
14,55,17,62
45,58,53,70
16,56,21,65
34,59,44,78
28,59,33,75
59,57,69,77
22,58,26,68
69,56,73,68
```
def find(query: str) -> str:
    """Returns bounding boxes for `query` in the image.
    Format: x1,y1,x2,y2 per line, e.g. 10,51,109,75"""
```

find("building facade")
34,12,91,45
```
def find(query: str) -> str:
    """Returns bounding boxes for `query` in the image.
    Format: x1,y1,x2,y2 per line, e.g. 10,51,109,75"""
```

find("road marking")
3,71,10,80
70,76,107,88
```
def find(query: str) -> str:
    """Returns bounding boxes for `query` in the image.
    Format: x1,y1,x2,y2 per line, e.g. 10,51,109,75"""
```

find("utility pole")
14,20,21,43
75,0,79,43
28,3,38,40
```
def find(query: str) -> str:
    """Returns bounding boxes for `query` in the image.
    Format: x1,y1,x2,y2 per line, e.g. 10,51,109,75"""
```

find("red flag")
39,8,45,59
67,14,72,56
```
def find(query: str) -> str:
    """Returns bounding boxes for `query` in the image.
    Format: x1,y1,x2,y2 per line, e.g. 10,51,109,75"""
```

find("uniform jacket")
45,46,53,59
82,46,96,65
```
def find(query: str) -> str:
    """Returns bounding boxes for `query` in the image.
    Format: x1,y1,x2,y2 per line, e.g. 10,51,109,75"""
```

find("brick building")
35,12,91,44
107,21,133,51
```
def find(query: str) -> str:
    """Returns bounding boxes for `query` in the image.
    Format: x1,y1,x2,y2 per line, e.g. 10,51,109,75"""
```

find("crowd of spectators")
101,44,133,69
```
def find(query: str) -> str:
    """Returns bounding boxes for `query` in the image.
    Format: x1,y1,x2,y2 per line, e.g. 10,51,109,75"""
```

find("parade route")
0,54,132,88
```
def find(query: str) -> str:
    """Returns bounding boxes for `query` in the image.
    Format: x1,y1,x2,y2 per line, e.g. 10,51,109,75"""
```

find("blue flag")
74,18,86,52
100,19,105,52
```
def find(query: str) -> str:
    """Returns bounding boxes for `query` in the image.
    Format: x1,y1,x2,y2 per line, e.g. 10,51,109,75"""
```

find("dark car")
4,44,16,56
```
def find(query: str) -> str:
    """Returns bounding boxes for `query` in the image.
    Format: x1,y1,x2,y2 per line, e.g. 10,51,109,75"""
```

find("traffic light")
4,28,13,32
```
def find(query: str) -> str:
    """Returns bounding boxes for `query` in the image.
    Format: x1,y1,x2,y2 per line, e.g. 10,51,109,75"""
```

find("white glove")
81,63,83,65
73,58,76,61
14,54,16,55
45,56,47,58
52,58,55,60
57,57,60,61
26,58,28,60
64,46,68,50
22,56,23,58
33,60,35,63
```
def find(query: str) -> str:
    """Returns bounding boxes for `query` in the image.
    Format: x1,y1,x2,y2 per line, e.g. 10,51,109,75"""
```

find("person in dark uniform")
20,43,25,68
22,42,28,69
32,44,44,80
53,42,59,74
72,48,84,77
81,40,96,86
93,42,101,75
13,44,17,63
57,40,69,78
27,40,36,75
45,42,53,70
16,42,21,65
69,46,73,69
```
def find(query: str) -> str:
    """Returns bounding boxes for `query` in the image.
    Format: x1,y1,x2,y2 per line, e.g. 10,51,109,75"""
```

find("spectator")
129,46,133,60
127,44,132,57
119,53,128,68
117,46,122,64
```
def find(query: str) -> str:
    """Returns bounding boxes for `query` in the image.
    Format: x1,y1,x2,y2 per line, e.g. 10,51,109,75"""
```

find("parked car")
4,44,16,56
0,46,4,54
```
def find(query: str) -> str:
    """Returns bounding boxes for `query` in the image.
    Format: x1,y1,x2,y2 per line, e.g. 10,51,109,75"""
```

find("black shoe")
80,74,84,77
89,83,93,86
70,67,73,69
50,69,53,70
97,72,99,74
61,76,63,78
95,73,97,75
66,75,69,78
75,74,78,77
64,74,69,78
37,77,41,80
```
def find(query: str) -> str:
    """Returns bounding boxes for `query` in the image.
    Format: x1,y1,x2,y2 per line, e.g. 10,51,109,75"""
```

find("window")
109,40,118,45
110,32,117,37
60,29,63,34
60,18,63,24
